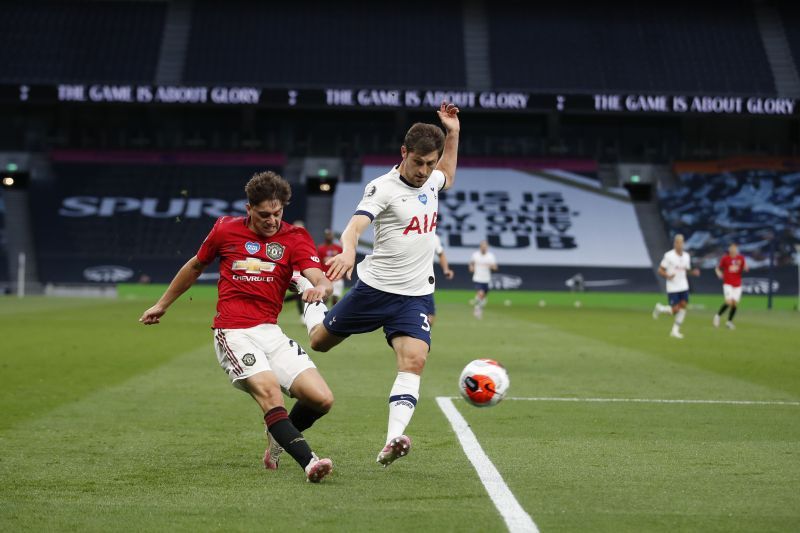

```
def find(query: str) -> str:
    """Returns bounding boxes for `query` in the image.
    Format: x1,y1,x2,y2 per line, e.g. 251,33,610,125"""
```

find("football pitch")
1,289,798,532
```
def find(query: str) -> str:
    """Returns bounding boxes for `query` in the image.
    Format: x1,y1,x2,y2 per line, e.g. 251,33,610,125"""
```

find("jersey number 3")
419,313,431,332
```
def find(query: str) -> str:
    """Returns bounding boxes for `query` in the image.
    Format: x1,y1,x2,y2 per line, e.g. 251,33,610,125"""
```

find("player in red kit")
713,243,749,329
139,171,334,483
317,229,344,306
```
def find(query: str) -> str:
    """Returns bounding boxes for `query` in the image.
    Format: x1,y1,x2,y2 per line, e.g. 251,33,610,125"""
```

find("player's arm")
139,255,208,325
438,251,454,280
715,265,723,279
468,260,475,273
326,214,371,281
689,258,700,277
435,101,460,191
657,265,673,280
300,267,333,302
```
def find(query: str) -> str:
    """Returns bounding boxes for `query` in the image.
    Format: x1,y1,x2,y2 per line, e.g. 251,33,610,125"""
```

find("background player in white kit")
427,231,455,327
294,102,460,468
653,234,700,338
469,240,497,319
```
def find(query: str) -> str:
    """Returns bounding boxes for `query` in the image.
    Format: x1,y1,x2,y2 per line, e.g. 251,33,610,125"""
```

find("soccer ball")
459,358,510,407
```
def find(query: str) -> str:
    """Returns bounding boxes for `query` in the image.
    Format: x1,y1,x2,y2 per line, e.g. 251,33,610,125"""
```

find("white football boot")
713,314,720,328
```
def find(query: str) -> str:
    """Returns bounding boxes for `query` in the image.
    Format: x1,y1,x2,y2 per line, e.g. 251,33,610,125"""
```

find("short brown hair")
403,123,445,156
245,171,292,206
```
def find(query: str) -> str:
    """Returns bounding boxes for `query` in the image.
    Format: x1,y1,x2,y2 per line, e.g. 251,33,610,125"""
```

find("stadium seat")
0,1,165,83
658,169,800,269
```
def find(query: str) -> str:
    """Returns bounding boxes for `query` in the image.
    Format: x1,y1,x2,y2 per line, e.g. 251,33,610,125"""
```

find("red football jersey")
197,217,322,329
316,243,343,273
718,254,746,287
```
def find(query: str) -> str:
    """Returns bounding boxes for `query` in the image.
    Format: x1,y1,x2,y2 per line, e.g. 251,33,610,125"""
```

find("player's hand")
302,285,328,303
325,250,356,281
139,305,165,325
437,101,460,133
444,269,455,280
667,274,675,280
691,268,701,276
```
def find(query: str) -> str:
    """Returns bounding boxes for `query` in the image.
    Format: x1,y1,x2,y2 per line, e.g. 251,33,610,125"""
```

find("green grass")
1,291,799,532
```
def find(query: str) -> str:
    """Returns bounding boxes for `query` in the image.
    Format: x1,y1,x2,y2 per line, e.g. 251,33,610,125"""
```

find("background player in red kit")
317,228,344,306
713,243,749,329
139,171,334,483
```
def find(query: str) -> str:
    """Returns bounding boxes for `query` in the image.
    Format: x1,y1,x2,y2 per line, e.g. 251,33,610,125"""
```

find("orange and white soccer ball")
459,358,510,407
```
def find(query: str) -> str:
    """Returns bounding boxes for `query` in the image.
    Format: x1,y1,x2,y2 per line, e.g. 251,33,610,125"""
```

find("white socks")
674,309,686,326
656,303,673,315
385,372,420,445
303,300,328,335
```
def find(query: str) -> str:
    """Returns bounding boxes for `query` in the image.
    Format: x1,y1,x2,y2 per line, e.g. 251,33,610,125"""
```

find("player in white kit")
469,240,498,319
652,234,700,338
293,102,460,468
425,232,455,327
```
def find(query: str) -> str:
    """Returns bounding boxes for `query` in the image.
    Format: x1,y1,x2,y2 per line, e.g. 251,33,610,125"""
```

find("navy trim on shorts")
322,280,433,348
667,290,689,306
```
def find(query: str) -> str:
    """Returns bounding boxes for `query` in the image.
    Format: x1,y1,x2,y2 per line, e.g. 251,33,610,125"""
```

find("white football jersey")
355,166,446,295
433,233,444,256
470,251,497,283
660,249,691,292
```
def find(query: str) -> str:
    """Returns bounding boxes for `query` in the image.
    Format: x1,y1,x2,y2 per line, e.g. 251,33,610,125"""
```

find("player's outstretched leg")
251,372,332,482
265,406,333,483
670,306,686,339
378,337,426,467
377,435,412,467
653,303,672,319
263,430,283,470
714,303,728,327
726,304,737,329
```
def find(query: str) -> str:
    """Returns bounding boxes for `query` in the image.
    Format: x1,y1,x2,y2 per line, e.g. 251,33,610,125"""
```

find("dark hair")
245,171,292,206
403,123,445,156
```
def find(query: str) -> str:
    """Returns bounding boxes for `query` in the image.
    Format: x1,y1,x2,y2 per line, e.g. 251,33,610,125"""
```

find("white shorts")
723,284,742,303
213,324,316,395
332,279,344,298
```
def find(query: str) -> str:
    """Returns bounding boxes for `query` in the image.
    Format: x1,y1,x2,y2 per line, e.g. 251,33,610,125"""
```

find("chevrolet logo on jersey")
231,258,276,274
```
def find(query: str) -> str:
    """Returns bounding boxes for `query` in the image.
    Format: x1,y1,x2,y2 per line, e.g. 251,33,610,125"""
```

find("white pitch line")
504,397,800,406
436,396,539,533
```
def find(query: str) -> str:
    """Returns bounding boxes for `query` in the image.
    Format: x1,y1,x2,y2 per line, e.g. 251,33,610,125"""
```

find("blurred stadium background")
1,0,799,299
1,1,800,532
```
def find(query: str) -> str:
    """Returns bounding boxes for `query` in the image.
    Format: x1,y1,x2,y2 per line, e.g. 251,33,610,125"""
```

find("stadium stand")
658,168,800,269
183,0,466,87
778,4,800,74
30,155,304,283
489,1,776,94
0,1,165,83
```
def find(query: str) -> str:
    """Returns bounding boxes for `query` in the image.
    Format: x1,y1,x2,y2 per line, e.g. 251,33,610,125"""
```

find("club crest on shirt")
364,184,377,198
245,241,261,255
265,242,285,260
418,193,428,205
